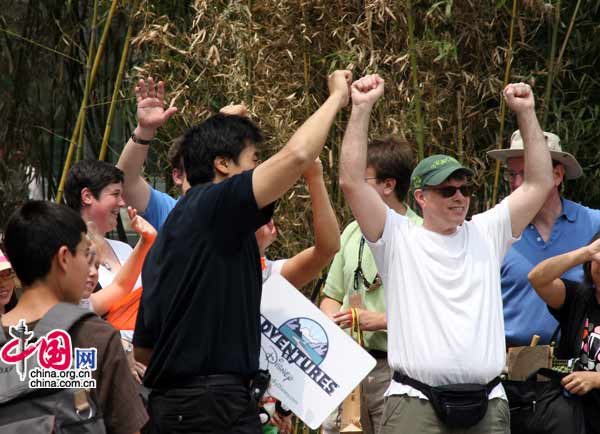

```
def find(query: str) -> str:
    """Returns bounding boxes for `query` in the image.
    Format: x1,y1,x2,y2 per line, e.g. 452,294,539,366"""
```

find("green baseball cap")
410,154,473,190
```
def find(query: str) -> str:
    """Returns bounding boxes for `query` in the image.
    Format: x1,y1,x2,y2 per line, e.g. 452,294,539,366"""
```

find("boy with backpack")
0,200,147,434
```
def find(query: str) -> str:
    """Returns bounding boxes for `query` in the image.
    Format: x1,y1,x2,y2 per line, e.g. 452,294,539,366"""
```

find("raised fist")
328,70,352,108
503,82,535,114
351,74,384,108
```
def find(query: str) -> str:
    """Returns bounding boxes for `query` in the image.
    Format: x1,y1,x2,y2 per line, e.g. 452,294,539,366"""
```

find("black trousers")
146,384,261,434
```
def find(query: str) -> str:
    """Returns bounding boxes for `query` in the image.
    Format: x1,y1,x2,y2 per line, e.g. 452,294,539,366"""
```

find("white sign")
260,274,376,429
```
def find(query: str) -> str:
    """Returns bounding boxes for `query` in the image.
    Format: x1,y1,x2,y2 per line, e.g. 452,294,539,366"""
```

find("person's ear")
55,245,71,274
383,178,397,197
172,168,184,186
80,187,94,207
213,156,231,176
553,164,565,187
414,189,426,209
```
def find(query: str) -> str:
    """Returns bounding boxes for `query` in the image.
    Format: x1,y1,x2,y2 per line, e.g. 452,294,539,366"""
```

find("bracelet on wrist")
130,132,153,146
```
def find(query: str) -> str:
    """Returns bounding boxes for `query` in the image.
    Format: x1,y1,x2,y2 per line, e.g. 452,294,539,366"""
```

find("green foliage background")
133,0,600,270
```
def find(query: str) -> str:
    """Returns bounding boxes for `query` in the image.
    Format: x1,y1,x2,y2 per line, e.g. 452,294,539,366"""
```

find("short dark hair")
64,159,124,211
3,201,87,287
180,114,263,185
367,136,414,202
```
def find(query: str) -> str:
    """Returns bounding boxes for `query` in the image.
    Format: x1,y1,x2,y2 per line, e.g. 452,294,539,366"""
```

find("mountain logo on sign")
280,318,328,365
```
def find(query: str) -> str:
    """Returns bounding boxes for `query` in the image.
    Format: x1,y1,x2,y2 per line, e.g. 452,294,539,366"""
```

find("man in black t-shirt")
133,70,351,434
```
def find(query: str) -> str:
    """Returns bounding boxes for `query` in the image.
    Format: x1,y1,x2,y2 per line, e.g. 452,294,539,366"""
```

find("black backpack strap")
32,303,96,337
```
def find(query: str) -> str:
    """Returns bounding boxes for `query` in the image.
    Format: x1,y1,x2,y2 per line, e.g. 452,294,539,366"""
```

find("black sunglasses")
423,184,472,198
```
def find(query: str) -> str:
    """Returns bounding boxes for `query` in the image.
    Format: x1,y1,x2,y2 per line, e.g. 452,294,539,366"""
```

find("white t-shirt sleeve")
471,198,518,262
366,206,408,282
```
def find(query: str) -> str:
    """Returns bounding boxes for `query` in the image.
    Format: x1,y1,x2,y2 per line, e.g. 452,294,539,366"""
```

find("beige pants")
379,395,510,434
322,358,392,434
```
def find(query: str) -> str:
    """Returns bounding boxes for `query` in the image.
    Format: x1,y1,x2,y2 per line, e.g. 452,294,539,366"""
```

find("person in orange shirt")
81,206,156,383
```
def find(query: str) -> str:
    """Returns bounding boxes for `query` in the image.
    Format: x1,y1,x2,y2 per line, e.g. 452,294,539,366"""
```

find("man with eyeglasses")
339,74,554,434
320,136,422,434
487,131,600,347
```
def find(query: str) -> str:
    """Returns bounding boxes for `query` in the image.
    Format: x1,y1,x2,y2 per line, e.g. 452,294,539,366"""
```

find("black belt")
185,374,250,388
367,349,387,359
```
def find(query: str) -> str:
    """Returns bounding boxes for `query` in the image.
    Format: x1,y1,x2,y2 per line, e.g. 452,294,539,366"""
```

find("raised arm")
117,77,178,213
529,240,600,309
279,158,340,288
339,74,388,242
91,208,157,315
252,70,351,209
503,83,554,237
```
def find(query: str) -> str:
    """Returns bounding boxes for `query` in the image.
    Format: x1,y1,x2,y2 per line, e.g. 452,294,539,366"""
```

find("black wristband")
131,133,153,145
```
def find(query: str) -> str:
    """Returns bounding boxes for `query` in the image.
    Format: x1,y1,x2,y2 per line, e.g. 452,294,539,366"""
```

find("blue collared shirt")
502,199,600,346
141,185,178,231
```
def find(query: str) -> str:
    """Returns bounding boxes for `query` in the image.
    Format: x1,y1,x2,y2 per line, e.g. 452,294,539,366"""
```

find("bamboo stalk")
406,0,425,160
541,0,561,128
76,0,100,162
366,6,374,68
99,0,138,161
457,90,463,161
490,0,518,208
55,0,120,203
555,0,581,77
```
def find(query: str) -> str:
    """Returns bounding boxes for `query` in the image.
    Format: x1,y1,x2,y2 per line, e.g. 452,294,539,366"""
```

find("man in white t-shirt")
338,74,554,434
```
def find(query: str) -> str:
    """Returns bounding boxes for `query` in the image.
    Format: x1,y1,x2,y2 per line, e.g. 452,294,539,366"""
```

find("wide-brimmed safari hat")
487,130,582,180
